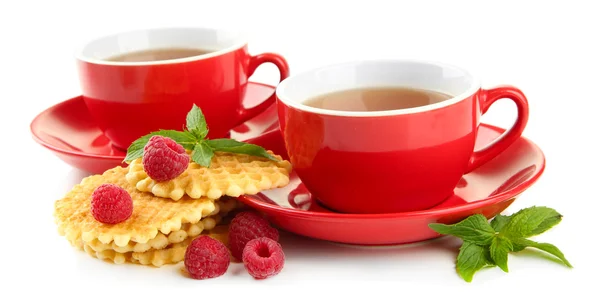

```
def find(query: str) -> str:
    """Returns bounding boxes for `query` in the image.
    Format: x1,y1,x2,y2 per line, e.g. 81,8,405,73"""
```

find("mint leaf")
501,206,562,239
490,214,512,232
511,243,527,252
513,239,573,267
428,214,496,246
166,130,198,150
206,139,279,162
490,236,513,272
124,130,196,163
186,104,208,139
529,213,563,236
456,242,495,282
124,134,152,163
191,142,214,168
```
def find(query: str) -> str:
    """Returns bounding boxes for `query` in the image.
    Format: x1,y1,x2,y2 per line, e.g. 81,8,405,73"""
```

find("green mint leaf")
501,206,563,239
124,130,196,163
186,104,208,139
511,243,527,252
163,130,197,150
513,238,573,267
190,142,214,168
428,214,496,246
490,236,513,272
124,134,153,163
529,214,563,236
206,139,279,162
456,241,495,282
491,214,512,232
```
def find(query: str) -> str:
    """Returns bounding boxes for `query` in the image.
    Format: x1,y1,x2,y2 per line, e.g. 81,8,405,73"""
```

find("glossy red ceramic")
30,82,280,174
238,124,545,245
76,28,289,149
276,60,529,214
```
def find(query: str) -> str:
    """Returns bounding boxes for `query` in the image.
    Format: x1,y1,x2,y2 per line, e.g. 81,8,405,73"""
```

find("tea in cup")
276,60,529,214
76,27,289,149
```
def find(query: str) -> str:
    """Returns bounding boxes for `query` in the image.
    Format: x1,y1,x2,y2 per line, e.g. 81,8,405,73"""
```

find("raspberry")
228,211,279,261
142,135,190,182
184,235,230,280
90,184,133,224
242,237,285,279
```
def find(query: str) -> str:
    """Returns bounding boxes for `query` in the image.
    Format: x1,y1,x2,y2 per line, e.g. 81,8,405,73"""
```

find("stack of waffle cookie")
54,151,291,267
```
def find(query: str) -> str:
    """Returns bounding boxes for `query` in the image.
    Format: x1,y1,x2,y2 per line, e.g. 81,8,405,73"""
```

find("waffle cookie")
80,225,231,266
126,151,292,201
81,215,220,254
54,166,220,248
73,207,234,266
76,197,238,254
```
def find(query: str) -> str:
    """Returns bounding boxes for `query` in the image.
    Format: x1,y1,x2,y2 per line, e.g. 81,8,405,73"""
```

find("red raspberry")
228,211,279,261
142,135,190,182
184,235,230,280
242,237,285,279
90,184,133,224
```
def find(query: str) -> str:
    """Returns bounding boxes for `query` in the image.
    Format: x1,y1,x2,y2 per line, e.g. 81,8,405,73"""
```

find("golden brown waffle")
54,166,216,247
81,225,231,267
79,197,240,254
83,216,220,253
126,151,292,201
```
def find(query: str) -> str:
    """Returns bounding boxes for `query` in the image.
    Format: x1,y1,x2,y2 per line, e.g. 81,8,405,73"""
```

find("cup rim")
74,26,248,66
276,59,482,117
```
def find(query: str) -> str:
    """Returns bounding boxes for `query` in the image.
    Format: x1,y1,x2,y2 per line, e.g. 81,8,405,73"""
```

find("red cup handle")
237,53,290,125
465,86,529,173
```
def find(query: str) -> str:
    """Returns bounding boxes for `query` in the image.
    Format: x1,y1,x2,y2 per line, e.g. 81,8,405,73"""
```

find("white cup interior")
276,60,480,116
76,27,247,65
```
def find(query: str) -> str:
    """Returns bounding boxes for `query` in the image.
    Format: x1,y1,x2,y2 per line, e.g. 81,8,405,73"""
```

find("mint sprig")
429,206,572,282
124,105,279,166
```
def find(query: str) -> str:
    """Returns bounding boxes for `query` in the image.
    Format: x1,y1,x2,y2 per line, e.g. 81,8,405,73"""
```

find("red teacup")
276,60,529,214
76,27,289,149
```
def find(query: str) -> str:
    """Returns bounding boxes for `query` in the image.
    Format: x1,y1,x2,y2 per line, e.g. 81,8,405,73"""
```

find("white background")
1,0,598,303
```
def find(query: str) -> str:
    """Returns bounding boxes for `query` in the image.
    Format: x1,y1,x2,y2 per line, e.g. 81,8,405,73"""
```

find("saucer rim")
29,81,276,161
238,123,546,219
30,95,124,161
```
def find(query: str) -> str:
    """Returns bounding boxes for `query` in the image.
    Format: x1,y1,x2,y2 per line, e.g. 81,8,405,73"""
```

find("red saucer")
30,82,280,174
239,125,546,245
